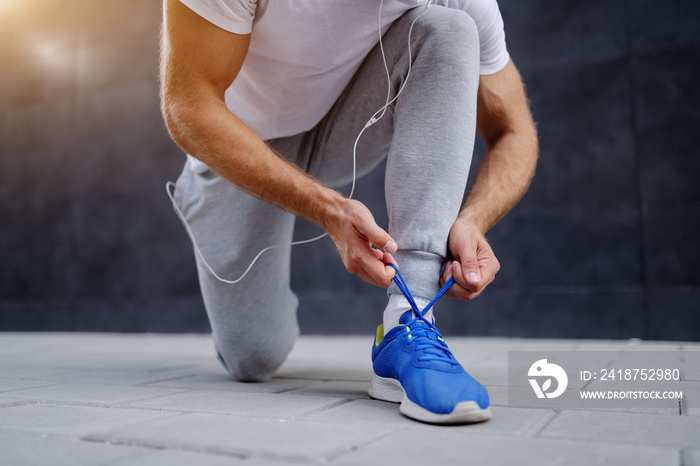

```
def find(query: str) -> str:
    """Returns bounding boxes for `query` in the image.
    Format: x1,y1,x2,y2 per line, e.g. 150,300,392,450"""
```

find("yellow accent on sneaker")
375,324,385,346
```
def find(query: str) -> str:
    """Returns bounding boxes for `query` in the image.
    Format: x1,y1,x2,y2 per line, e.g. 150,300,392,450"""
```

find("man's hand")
440,218,500,301
325,199,398,288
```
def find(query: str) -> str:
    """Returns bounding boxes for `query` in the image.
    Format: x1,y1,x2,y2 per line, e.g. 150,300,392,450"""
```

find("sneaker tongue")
398,309,434,326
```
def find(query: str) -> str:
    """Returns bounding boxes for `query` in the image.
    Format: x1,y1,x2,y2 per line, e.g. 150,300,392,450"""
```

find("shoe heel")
368,374,404,403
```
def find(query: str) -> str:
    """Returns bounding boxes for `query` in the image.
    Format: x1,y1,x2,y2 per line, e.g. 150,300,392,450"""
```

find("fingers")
441,261,472,301
347,249,397,288
441,219,502,302
344,237,396,288
372,248,398,266
441,258,498,301
381,251,398,267
329,199,400,288
339,201,397,287
441,261,474,301
354,214,397,254
441,240,500,301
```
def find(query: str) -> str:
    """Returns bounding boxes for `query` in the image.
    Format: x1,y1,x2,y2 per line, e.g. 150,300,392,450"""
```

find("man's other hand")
440,218,500,301
327,199,397,288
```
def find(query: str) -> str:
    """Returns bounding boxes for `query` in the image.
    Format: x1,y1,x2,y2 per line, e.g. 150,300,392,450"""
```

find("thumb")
460,253,481,285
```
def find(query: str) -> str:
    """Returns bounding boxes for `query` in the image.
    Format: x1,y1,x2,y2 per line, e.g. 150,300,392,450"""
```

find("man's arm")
160,0,397,287
440,59,538,301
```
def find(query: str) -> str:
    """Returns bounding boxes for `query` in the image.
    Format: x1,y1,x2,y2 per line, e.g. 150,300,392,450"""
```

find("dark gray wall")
1,0,698,340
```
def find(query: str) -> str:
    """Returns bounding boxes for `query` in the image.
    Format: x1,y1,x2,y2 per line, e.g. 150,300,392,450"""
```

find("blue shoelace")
387,264,457,365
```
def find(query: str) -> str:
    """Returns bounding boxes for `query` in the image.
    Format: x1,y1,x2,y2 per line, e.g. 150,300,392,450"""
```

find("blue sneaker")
368,310,491,424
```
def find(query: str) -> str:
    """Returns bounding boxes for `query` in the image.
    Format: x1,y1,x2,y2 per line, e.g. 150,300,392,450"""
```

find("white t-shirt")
179,0,509,141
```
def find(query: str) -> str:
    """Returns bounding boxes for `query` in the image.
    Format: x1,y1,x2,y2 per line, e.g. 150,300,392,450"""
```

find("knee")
214,327,298,382
217,348,285,382
424,6,478,40
414,7,479,60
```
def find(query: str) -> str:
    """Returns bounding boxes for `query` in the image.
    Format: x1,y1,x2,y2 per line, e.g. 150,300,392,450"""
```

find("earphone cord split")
166,0,433,285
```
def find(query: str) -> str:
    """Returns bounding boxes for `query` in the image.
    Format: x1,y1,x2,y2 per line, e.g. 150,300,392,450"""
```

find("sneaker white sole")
368,374,492,425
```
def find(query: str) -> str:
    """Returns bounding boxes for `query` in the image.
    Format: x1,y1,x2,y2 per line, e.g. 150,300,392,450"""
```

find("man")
160,0,537,424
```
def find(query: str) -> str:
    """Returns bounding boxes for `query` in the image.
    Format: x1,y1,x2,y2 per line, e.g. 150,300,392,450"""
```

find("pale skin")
160,0,538,301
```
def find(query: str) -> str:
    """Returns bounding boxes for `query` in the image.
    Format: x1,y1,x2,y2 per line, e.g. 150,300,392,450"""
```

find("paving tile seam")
138,382,313,394
275,376,370,383
108,403,224,416
57,366,205,375
281,398,357,421
0,426,87,442
0,425,151,446
80,434,250,461
0,382,64,394
0,399,36,410
7,399,111,410
424,429,687,454
131,383,238,393
6,389,196,410
258,380,331,394
509,408,559,438
541,406,683,417
681,448,697,466
7,399,190,413
321,428,397,464
4,375,199,388
306,410,568,436
144,363,206,374
81,428,379,465
562,408,693,420
533,408,562,437
298,415,531,434
107,388,196,407
287,392,371,401
539,434,696,451
281,384,371,399
275,384,328,395
1,367,185,376
111,399,352,421
133,374,200,386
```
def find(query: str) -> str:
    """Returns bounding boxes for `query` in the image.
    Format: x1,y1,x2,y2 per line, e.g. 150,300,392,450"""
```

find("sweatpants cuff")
389,250,444,303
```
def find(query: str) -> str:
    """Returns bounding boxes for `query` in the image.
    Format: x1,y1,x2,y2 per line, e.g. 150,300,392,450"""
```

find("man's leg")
307,5,490,424
172,157,301,382
307,6,481,325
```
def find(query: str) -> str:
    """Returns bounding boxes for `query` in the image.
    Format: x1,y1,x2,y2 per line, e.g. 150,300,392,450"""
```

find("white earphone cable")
167,0,432,284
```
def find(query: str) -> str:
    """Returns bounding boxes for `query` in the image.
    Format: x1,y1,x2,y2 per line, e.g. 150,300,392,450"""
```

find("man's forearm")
458,128,538,234
164,95,344,231
164,94,398,287
459,60,539,235
160,0,343,231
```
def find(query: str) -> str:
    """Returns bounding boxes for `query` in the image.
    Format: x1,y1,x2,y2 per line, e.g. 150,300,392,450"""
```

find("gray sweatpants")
172,6,480,381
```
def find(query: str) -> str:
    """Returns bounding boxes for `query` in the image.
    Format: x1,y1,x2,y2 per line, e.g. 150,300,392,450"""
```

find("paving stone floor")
1,332,699,465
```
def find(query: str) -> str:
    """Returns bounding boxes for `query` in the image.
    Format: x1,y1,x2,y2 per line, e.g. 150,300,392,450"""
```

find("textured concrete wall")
1,0,698,339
